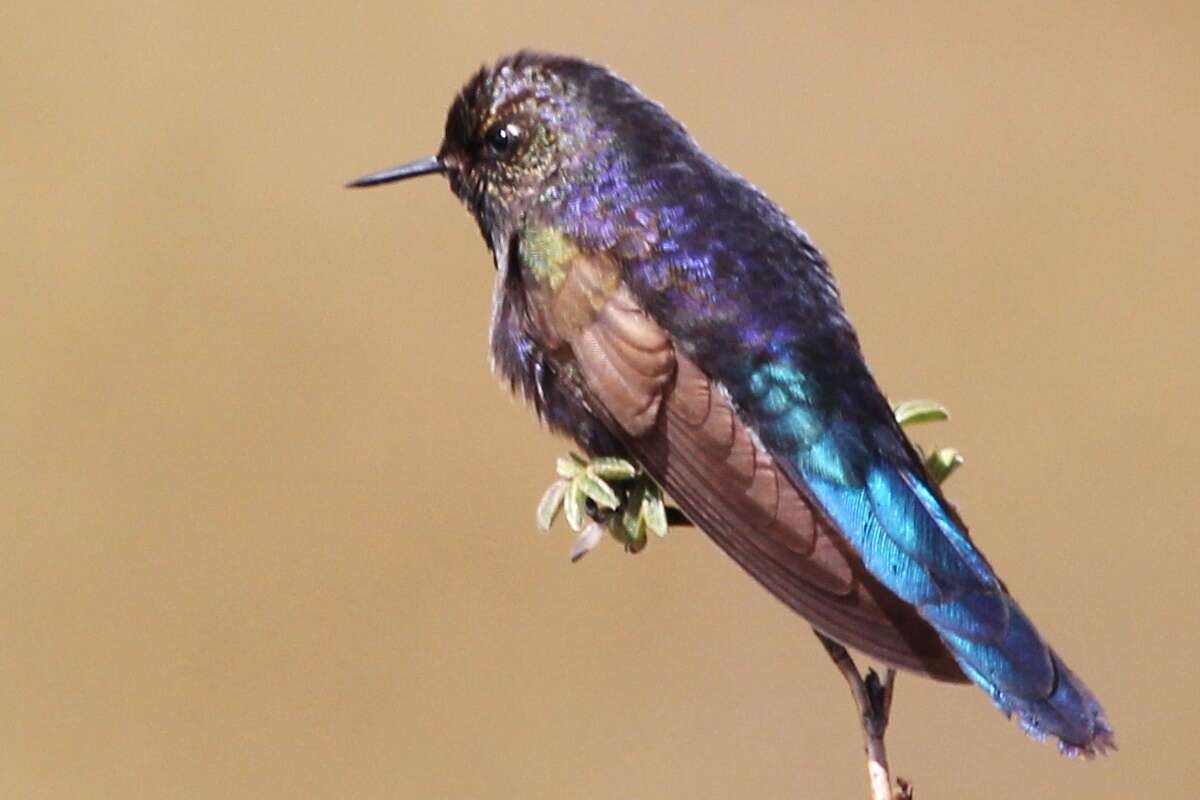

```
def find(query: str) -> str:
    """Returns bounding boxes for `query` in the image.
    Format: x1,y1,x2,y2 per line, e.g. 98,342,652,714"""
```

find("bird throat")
517,226,579,294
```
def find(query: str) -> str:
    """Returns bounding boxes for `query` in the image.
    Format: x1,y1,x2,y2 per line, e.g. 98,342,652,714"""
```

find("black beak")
345,156,444,188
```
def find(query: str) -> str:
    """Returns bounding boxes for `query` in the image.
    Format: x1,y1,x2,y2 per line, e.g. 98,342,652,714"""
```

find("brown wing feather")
637,355,961,678
545,251,672,436
536,254,964,680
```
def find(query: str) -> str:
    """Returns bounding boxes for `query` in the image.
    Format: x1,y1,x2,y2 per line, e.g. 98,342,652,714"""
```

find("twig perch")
814,631,912,800
806,398,961,799
535,399,961,798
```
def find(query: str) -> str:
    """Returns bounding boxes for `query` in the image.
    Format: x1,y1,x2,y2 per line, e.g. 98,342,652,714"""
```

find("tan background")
3,2,1197,797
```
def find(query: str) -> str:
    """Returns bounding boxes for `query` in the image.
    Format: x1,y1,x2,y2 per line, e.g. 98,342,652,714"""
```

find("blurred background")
3,2,1197,797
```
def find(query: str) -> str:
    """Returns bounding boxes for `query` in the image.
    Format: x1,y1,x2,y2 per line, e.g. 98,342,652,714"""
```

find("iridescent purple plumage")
387,52,1115,757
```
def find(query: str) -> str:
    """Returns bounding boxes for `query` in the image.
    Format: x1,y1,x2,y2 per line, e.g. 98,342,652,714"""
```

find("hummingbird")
349,52,1113,757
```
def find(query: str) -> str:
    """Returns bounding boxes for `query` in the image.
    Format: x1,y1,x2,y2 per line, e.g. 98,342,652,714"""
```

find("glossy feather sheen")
451,52,1112,755
528,249,963,677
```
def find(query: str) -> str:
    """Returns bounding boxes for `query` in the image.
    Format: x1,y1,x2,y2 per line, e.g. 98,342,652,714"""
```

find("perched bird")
349,52,1113,756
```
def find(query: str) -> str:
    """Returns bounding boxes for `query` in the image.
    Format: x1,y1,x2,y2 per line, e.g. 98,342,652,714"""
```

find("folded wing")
547,252,965,680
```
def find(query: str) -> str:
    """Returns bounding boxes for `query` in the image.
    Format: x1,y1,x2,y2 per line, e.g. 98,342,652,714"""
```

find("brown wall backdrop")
4,2,1197,797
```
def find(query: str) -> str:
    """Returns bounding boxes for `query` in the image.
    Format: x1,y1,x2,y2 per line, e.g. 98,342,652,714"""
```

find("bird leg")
813,631,912,800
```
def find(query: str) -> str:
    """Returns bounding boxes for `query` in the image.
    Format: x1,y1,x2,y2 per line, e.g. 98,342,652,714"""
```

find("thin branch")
813,631,912,800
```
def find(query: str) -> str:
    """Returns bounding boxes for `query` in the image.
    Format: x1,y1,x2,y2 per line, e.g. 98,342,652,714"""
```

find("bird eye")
483,121,521,157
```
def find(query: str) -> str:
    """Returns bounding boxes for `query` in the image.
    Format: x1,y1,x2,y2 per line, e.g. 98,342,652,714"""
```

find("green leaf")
619,491,648,546
621,483,647,543
894,399,951,428
563,483,586,531
626,527,648,553
555,454,584,480
926,447,964,485
536,479,568,531
576,472,619,510
588,457,638,481
642,490,669,538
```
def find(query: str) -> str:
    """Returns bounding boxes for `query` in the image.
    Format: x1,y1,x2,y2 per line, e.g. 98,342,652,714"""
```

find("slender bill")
346,156,443,188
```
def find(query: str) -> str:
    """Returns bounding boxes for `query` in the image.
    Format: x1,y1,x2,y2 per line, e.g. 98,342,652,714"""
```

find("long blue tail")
732,362,1117,754
799,446,1114,755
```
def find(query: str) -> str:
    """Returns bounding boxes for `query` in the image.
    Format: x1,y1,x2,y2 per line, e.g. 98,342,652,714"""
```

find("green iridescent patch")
518,227,578,292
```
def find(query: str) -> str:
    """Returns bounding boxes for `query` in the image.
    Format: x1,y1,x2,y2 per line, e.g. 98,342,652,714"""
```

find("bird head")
348,52,691,253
